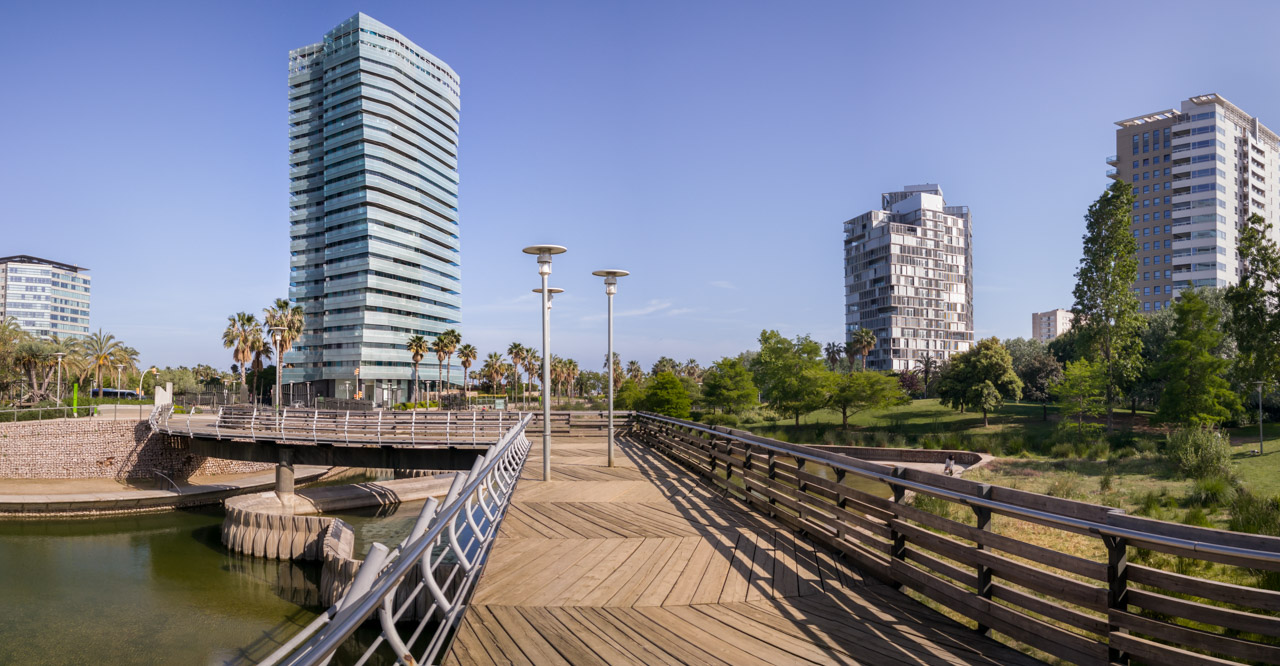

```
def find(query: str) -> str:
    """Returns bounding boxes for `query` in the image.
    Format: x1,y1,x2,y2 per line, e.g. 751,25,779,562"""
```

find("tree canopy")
1154,290,1240,426
828,370,908,428
751,330,829,425
935,337,1022,426
701,358,758,414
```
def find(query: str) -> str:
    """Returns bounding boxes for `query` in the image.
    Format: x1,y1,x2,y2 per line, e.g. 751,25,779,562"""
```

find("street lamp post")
54,353,65,403
1257,381,1268,455
115,364,124,413
593,269,629,467
523,244,567,482
269,326,286,417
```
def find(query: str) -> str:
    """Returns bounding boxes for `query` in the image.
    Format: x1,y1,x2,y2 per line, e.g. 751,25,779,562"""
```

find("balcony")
1107,155,1119,165
1106,168,1119,180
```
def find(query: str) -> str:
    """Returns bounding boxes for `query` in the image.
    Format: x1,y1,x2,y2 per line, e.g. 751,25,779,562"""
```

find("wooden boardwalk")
446,435,1041,665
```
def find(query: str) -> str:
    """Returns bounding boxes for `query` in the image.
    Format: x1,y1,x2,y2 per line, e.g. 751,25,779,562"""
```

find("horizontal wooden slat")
903,545,978,589
891,559,1107,666
1108,632,1239,666
1128,588,1280,639
990,583,1108,636
1109,513,1280,572
1128,563,1280,613
1111,610,1280,664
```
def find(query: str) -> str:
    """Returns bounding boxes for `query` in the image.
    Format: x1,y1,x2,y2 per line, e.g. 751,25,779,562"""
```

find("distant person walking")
944,454,956,477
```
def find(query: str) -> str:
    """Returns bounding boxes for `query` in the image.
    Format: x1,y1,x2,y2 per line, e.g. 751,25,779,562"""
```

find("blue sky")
5,0,1280,372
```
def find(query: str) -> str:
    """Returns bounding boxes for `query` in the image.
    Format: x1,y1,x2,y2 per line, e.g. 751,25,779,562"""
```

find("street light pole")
524,245,567,482
1258,381,1267,455
270,326,286,418
54,353,65,403
593,270,629,467
115,364,124,413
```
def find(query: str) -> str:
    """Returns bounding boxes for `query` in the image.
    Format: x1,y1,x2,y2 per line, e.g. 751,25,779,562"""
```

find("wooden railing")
632,413,1280,665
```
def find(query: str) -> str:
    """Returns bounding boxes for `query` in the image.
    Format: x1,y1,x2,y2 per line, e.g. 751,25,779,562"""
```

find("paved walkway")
446,436,1039,665
0,466,329,516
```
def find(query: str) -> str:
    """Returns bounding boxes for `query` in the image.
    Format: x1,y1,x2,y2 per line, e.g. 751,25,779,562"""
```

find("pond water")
0,507,322,665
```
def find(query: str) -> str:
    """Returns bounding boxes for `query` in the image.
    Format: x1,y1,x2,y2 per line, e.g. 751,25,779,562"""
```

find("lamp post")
269,326,286,417
1257,381,1268,455
523,244,567,482
54,353,66,403
593,269,629,467
115,364,124,412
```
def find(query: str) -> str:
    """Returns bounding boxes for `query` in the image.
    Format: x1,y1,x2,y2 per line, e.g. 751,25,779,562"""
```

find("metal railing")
150,406,620,446
0,403,149,423
633,412,1280,665
259,414,532,665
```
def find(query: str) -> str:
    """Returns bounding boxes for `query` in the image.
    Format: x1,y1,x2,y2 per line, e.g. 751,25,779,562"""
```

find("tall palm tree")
824,342,844,369
850,328,877,371
916,357,940,397
223,313,259,391
565,358,580,402
682,359,701,380
263,298,305,352
407,335,430,402
457,343,478,394
429,335,448,397
249,330,272,399
481,352,505,393
438,328,461,393
604,352,623,391
626,360,644,382
82,329,127,393
508,343,527,406
522,349,539,408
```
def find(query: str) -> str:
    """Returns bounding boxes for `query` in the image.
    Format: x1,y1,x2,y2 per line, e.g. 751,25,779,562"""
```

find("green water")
0,507,324,664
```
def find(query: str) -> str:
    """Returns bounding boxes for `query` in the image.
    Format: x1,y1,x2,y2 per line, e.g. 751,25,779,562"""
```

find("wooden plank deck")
446,435,1041,665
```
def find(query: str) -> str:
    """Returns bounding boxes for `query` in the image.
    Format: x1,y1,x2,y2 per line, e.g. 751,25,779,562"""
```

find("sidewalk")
0,466,329,517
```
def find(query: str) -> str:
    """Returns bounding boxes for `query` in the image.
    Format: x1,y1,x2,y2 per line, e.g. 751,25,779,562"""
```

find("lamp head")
532,287,564,307
592,269,628,295
523,245,566,275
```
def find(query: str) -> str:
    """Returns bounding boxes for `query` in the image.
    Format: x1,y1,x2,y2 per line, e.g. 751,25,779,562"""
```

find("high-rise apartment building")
1110,93,1280,313
843,185,974,372
0,255,91,340
283,14,462,401
1032,309,1073,342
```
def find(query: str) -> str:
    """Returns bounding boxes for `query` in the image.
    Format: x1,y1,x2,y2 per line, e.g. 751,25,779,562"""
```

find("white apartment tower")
1032,309,1073,342
843,185,974,372
1110,94,1280,312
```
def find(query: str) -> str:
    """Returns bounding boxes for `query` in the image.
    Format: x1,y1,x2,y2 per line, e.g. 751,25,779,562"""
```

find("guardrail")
632,413,1280,665
2,403,149,423
150,405,623,446
259,414,532,665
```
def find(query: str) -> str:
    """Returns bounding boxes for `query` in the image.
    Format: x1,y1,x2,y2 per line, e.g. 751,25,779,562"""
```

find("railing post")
973,484,993,636
1105,523,1130,665
766,450,778,515
889,467,908,588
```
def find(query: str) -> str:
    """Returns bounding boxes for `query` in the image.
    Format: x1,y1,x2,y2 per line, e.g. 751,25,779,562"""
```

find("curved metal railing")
259,413,533,665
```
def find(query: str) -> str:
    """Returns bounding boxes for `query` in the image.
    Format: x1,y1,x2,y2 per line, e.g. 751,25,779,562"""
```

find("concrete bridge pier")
275,448,295,510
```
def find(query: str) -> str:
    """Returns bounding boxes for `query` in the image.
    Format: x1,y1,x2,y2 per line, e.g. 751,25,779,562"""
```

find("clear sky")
5,0,1280,373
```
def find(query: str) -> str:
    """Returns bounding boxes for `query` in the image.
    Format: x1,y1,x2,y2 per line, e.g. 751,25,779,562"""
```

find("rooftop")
0,255,88,272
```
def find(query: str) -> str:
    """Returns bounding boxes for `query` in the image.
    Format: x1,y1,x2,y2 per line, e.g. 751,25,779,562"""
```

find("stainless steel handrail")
260,413,533,666
636,412,1280,565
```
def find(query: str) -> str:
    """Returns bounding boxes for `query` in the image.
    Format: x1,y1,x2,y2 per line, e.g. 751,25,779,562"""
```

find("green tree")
827,370,909,428
751,330,830,425
457,343,478,394
1072,179,1145,432
263,298,305,353
642,371,692,418
1136,287,1235,411
915,357,941,397
1154,291,1240,426
614,379,645,410
1018,351,1063,421
935,337,1022,426
222,313,259,393
1054,359,1106,441
1227,214,1280,413
849,328,877,371
701,358,758,414
407,335,430,402
651,356,679,376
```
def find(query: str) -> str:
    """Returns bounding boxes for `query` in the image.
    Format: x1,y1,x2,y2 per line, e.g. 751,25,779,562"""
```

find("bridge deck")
446,435,1039,665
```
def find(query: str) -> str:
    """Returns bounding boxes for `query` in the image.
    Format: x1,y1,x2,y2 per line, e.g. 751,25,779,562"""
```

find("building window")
1144,301,1151,311
1143,172,1150,180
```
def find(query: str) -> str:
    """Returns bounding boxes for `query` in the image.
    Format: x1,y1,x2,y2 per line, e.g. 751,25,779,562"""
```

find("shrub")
1134,490,1166,516
1099,473,1113,493
1050,442,1079,459
1045,473,1084,499
701,413,739,428
1135,437,1160,454
1189,476,1237,508
1166,427,1231,479
1004,437,1026,457
1082,440,1110,461
1182,507,1212,528
912,493,953,520
1110,446,1138,461
1229,490,1280,536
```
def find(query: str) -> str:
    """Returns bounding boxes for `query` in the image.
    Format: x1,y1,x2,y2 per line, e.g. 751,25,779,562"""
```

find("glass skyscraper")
283,13,462,402
0,255,91,340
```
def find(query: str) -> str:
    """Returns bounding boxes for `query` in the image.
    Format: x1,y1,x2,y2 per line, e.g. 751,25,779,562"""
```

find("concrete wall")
0,418,272,480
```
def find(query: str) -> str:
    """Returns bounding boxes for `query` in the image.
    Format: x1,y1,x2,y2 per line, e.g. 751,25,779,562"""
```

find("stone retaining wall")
0,418,272,480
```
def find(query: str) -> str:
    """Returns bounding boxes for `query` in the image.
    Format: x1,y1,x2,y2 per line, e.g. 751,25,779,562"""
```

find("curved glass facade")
282,13,461,402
